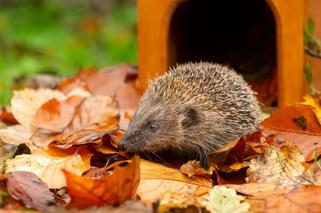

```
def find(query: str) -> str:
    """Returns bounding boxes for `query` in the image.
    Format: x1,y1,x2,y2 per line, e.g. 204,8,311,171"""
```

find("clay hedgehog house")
136,0,305,107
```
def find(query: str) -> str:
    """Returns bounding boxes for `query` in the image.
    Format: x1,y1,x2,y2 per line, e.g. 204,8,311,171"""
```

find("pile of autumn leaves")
1,66,321,212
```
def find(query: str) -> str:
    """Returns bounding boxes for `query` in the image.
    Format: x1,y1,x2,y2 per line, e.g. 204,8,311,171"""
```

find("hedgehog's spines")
124,62,262,164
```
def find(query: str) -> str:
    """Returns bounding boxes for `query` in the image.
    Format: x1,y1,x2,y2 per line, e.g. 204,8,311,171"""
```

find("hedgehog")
119,62,261,168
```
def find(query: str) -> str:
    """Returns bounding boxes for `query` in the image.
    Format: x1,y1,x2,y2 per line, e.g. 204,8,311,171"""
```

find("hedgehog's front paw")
200,157,209,170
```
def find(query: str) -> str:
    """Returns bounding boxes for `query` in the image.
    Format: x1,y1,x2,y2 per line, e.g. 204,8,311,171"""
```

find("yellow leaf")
158,191,203,212
4,147,91,188
140,159,212,187
138,159,212,204
246,144,306,186
138,179,210,204
180,160,213,178
202,186,249,213
301,95,321,120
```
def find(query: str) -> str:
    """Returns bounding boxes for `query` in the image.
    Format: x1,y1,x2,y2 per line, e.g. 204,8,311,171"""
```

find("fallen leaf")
0,125,33,145
56,67,95,94
304,159,321,185
207,139,241,166
92,142,128,158
0,109,17,124
218,162,249,173
301,95,321,120
6,171,55,211
140,159,212,187
202,186,249,213
261,104,321,161
0,142,19,173
5,147,92,188
157,192,204,212
138,179,210,205
225,183,291,197
262,104,321,132
138,159,212,204
56,65,142,130
180,160,213,178
65,156,140,208
53,96,119,148
247,185,321,213
246,144,307,186
11,89,65,128
35,96,85,133
56,65,140,108
212,169,247,185
46,200,151,213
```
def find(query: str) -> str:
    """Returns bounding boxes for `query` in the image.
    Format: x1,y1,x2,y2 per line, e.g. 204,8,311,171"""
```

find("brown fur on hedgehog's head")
120,62,261,167
119,87,194,153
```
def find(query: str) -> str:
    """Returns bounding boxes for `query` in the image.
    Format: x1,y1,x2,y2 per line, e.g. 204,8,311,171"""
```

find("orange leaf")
248,185,321,212
35,96,84,133
56,65,142,130
180,160,213,178
64,156,140,208
261,104,321,161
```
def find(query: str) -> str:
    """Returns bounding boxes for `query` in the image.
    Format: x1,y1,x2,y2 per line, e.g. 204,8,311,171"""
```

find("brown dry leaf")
226,183,291,197
218,162,249,173
56,67,95,94
304,159,321,185
6,171,55,211
65,156,140,208
5,147,92,188
56,65,142,130
109,130,125,148
92,142,128,158
261,104,321,161
246,144,307,186
140,159,212,187
56,65,141,108
35,96,85,133
207,139,241,166
138,180,210,205
246,185,321,213
138,159,212,204
11,89,66,128
0,143,17,173
53,96,119,148
0,124,58,148
157,192,204,213
180,160,213,178
0,88,93,148
0,125,33,145
46,201,151,213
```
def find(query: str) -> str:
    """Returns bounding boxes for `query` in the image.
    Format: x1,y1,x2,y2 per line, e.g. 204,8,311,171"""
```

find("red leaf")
0,108,18,124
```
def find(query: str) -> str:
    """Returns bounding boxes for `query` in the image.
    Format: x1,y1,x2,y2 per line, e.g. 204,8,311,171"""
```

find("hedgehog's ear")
181,106,200,128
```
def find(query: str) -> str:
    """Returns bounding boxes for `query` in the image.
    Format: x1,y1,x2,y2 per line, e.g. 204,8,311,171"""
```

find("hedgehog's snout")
119,131,145,152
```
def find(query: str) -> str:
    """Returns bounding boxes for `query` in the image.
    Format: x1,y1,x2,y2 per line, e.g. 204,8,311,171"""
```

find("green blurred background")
0,0,137,105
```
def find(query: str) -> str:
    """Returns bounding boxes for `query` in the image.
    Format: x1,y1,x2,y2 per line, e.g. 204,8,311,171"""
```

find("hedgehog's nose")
118,139,126,151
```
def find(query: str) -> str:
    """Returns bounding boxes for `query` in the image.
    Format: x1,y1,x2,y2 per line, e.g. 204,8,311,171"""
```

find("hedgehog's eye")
148,122,159,132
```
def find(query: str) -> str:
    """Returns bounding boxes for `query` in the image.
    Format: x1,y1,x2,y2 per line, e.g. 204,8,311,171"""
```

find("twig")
305,46,321,59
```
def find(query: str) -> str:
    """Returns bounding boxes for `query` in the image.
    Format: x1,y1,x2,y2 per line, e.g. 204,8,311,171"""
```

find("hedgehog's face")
119,108,180,153
119,101,202,156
